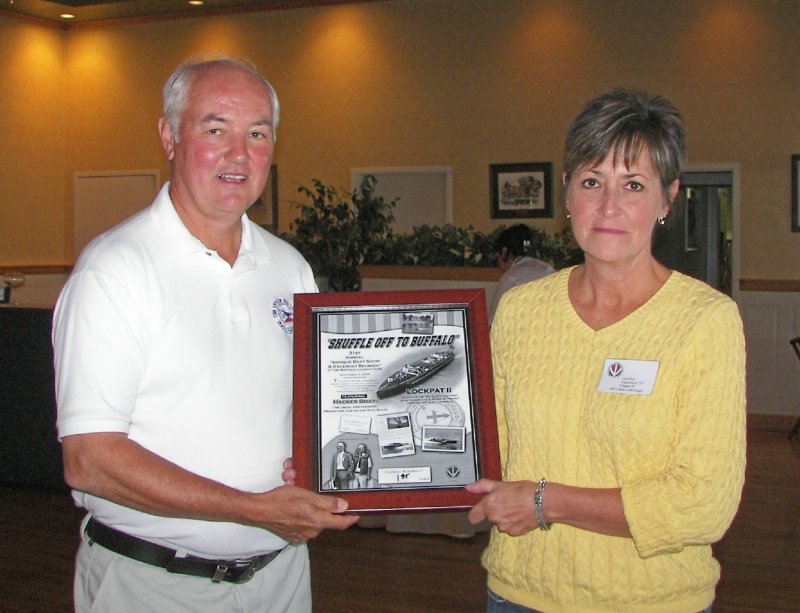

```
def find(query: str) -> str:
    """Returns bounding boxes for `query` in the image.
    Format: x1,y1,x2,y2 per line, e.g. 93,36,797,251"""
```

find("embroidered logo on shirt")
607,362,623,377
272,298,294,335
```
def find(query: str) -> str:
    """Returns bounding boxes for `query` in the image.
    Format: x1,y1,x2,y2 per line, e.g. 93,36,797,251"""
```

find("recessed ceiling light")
188,1,204,6
60,13,75,19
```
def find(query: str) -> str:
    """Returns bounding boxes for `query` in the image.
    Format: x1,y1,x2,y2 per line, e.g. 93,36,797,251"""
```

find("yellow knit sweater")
484,268,746,613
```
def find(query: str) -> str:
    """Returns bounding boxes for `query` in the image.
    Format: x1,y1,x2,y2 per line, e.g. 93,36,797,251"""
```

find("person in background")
467,88,746,612
53,57,357,613
487,224,554,324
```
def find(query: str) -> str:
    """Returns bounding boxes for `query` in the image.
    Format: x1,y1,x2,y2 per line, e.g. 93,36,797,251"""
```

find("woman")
488,224,555,324
467,89,746,612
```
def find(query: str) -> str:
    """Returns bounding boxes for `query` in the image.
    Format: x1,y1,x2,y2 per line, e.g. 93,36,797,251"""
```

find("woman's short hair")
162,56,280,143
563,88,686,191
493,224,532,258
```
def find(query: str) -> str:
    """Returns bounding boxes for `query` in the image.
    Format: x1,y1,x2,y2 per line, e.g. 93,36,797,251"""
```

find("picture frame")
684,187,700,252
490,162,553,219
248,164,278,232
792,154,800,232
292,288,500,514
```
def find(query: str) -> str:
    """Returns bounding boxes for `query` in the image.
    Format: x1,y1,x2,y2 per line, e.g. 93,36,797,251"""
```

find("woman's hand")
466,479,540,536
469,479,632,538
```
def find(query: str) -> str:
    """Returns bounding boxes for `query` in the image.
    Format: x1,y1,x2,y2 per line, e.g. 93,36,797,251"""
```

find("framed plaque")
293,288,500,514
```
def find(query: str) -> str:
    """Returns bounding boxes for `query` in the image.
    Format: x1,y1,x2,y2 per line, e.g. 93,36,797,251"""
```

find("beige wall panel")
1,0,798,279
0,18,66,264
73,171,160,256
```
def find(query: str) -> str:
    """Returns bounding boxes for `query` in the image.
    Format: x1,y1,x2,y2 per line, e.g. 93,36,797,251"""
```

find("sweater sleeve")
490,300,510,470
621,299,747,558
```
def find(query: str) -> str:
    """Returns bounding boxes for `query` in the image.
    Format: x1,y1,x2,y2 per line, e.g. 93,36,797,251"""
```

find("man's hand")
62,433,359,544
282,458,296,486
245,486,359,544
466,479,539,536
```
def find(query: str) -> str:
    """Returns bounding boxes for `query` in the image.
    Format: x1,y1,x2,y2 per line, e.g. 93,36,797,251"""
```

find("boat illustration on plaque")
376,349,455,399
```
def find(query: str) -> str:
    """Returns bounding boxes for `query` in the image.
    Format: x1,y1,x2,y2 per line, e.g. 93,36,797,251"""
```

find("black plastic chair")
790,337,800,440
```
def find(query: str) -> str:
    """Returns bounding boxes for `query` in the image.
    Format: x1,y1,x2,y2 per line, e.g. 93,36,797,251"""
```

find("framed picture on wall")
489,162,553,219
248,164,279,232
792,154,800,232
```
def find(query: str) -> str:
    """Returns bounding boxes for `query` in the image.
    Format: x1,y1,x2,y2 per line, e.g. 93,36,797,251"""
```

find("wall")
0,0,797,276
1,1,798,414
0,18,66,265
738,290,800,415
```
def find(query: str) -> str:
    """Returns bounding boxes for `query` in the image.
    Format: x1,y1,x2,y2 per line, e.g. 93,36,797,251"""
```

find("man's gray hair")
162,56,280,143
563,88,686,192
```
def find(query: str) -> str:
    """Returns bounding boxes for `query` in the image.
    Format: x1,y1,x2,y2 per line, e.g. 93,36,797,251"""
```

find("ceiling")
0,0,358,24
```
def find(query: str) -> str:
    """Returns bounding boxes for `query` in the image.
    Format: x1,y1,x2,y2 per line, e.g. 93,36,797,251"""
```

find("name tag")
597,359,660,396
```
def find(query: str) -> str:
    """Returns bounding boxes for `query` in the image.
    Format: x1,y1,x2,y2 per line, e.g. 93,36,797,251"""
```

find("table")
0,306,66,491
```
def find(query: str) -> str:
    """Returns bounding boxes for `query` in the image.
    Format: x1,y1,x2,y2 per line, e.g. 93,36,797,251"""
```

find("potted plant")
368,223,582,270
283,177,583,291
284,175,396,291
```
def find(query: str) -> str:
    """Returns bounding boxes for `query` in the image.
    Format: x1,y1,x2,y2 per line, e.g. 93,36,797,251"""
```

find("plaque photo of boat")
375,412,416,458
376,349,455,399
422,426,465,452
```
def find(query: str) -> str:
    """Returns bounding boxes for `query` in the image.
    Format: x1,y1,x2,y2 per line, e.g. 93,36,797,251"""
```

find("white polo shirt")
53,183,317,558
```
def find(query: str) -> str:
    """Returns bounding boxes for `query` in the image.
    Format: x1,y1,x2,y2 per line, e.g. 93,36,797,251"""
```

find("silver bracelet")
534,477,551,531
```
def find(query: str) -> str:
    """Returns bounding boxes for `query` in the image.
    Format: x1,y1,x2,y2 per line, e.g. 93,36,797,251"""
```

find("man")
353,443,373,489
487,224,554,325
53,57,358,612
330,441,354,490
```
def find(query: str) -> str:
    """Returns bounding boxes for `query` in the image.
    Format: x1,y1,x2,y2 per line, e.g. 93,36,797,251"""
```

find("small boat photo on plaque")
292,289,500,514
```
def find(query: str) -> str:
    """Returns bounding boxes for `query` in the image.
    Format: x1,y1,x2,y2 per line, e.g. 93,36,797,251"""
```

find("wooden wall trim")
362,272,800,289
0,269,792,289
1,266,72,275
739,279,800,292
360,265,501,282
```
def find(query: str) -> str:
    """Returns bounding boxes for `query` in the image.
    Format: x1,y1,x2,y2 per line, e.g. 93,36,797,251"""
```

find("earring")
657,216,666,225
566,213,571,220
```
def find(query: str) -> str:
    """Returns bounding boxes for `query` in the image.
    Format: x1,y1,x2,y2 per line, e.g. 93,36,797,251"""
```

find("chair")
789,337,800,440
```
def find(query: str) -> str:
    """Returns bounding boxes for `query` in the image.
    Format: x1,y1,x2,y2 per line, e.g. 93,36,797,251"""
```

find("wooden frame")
792,155,800,232
490,162,553,219
293,288,499,514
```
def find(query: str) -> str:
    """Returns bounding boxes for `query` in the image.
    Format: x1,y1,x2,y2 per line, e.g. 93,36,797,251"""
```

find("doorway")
652,170,734,295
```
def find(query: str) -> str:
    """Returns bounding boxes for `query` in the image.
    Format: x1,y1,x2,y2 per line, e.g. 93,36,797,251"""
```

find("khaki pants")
74,522,311,613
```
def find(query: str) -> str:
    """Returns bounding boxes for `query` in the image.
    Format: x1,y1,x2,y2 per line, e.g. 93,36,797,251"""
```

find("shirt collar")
152,181,254,263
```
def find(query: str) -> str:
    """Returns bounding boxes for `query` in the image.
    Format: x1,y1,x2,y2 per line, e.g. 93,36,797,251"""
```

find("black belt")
85,517,283,584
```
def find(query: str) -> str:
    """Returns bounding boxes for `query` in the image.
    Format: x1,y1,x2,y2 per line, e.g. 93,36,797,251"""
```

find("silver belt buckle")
216,558,258,584
236,558,258,583
211,564,229,583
